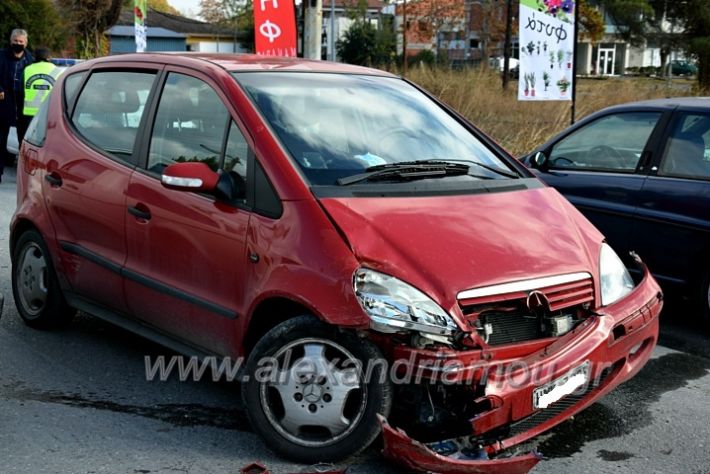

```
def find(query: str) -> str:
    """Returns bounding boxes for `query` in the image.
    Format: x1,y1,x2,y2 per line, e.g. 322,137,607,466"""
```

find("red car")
11,54,662,472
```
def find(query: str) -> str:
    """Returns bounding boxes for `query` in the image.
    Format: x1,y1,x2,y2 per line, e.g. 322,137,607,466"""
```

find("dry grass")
404,67,696,156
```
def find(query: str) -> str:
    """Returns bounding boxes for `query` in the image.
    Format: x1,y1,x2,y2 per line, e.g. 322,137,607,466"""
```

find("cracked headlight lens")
599,243,635,306
354,268,458,336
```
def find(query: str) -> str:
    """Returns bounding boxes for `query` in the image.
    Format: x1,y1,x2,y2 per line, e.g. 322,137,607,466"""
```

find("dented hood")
319,186,603,313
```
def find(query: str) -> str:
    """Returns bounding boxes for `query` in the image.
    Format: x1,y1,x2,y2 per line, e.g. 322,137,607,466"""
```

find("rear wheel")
242,315,391,463
12,229,75,329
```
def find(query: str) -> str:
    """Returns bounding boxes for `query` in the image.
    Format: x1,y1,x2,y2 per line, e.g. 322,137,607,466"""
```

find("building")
576,2,687,76
108,8,248,54
393,0,516,64
321,0,385,60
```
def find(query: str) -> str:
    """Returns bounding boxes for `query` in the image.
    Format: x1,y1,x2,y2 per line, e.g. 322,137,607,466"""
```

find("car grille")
458,274,595,346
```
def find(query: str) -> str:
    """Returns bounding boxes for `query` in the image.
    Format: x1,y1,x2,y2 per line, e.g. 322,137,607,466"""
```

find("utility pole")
304,0,323,59
502,0,513,90
402,0,408,75
330,0,336,60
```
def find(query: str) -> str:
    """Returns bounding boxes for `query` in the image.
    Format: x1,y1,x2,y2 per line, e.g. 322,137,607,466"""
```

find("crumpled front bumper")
380,416,542,473
380,265,662,472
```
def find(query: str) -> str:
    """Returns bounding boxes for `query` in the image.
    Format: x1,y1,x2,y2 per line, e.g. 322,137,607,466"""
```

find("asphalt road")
1,167,709,474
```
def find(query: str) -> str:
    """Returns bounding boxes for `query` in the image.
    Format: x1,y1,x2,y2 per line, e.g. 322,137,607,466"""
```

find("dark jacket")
0,47,34,126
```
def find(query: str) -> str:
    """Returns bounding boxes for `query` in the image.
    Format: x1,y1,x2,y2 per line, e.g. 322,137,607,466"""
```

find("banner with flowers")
518,0,575,101
135,0,147,53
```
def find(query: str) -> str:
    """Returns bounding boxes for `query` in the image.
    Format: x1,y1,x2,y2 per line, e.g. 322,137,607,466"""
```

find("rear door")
124,69,252,356
631,109,710,286
535,110,667,254
45,66,159,313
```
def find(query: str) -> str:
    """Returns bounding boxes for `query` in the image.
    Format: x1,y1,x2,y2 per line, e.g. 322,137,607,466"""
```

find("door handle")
127,204,151,221
44,172,62,187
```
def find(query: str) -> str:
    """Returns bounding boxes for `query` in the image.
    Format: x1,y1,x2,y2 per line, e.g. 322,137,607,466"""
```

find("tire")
12,229,75,329
242,315,392,463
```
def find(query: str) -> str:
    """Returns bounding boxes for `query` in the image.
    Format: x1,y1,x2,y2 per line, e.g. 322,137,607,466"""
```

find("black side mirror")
531,151,549,170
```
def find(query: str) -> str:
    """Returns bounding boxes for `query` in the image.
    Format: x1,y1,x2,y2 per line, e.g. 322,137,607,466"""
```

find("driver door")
533,111,666,254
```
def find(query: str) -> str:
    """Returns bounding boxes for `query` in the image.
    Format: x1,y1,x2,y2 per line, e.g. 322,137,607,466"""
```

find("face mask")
10,43,25,54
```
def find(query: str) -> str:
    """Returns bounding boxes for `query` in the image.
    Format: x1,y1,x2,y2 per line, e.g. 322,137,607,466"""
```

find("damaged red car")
11,54,662,471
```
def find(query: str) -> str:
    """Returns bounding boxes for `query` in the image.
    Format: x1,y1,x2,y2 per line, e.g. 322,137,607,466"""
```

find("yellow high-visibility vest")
23,61,63,116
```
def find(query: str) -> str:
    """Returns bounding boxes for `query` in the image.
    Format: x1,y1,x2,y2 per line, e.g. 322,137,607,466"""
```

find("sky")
168,0,201,18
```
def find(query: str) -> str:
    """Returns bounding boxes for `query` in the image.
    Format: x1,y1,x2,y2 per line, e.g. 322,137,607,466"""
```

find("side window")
549,112,661,172
63,71,86,113
224,121,249,182
148,73,229,174
72,71,156,162
659,113,710,180
24,95,51,146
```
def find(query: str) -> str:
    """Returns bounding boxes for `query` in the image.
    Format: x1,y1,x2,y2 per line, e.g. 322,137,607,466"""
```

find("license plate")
533,361,591,409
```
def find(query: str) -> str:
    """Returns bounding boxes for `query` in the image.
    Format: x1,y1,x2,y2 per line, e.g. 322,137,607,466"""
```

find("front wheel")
242,315,392,463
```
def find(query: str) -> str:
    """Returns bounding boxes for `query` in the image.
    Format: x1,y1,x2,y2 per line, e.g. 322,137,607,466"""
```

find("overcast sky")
168,0,201,18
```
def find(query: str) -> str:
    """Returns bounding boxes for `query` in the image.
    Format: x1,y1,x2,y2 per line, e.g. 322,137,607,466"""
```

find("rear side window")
659,112,710,180
63,71,86,113
71,71,156,163
24,95,51,146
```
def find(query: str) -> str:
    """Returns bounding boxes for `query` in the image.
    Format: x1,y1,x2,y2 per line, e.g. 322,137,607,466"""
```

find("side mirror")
161,162,219,193
531,151,549,170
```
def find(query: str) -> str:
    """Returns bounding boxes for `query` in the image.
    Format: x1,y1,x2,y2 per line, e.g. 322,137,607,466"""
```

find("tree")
578,0,605,44
684,0,710,89
199,0,254,52
0,0,67,52
59,0,123,58
148,0,181,15
337,0,395,66
336,19,395,66
602,0,710,88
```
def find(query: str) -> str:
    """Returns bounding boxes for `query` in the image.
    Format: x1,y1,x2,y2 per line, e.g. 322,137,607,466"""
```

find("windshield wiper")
337,161,471,186
418,158,520,179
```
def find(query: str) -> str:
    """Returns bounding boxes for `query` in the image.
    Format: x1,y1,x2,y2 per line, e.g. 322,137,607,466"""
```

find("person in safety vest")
22,47,62,131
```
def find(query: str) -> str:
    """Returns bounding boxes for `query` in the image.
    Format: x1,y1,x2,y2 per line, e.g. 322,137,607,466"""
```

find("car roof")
78,52,397,77
600,96,710,112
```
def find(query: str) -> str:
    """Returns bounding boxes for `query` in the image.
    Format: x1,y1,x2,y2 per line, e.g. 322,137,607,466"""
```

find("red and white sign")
254,0,297,57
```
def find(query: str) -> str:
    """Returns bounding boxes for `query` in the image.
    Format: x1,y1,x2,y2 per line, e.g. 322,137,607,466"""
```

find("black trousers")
0,122,10,176
17,114,31,145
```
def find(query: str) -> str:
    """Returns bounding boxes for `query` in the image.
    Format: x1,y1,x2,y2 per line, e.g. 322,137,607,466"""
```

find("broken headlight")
354,268,459,336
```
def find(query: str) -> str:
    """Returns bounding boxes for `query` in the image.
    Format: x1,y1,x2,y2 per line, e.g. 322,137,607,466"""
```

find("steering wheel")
377,127,422,156
550,156,575,166
588,145,623,160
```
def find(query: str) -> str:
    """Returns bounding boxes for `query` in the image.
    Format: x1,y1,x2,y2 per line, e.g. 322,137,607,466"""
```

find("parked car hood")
319,186,603,317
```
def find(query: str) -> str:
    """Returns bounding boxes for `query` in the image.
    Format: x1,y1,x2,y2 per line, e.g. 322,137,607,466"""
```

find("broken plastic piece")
379,415,541,474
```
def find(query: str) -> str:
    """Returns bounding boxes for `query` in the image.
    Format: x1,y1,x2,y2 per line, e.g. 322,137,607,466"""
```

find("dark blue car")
523,98,710,324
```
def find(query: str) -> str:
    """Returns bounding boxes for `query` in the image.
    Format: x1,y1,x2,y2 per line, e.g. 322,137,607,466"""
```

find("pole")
330,0,335,60
402,0,408,75
570,0,579,125
502,0,513,90
304,0,323,59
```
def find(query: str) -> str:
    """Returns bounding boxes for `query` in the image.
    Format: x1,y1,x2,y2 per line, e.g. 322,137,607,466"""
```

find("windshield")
233,72,516,186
